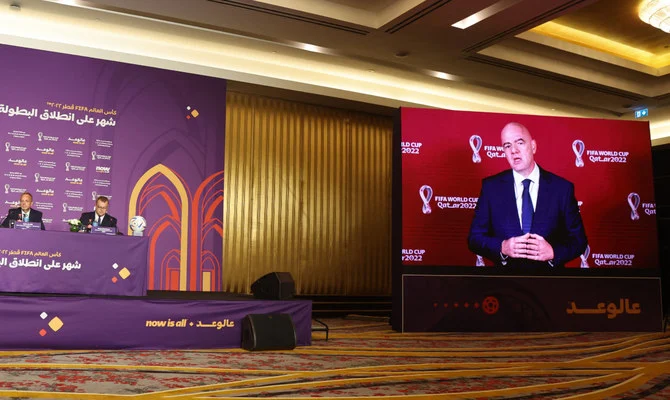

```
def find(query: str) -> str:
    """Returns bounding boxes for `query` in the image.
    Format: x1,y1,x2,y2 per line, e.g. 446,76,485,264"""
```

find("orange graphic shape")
112,277,118,283
49,317,63,332
39,329,47,337
119,268,131,279
482,296,500,315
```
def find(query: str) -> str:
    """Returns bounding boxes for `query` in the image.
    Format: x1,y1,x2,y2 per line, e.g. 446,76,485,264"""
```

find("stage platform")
0,293,312,350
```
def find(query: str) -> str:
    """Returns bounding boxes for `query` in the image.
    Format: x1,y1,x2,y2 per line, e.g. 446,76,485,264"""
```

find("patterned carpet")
0,316,668,399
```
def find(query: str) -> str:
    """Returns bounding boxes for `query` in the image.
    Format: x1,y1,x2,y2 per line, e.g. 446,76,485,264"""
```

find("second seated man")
80,195,117,232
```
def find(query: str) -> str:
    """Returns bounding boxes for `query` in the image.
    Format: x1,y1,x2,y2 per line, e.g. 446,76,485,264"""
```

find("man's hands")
501,233,554,261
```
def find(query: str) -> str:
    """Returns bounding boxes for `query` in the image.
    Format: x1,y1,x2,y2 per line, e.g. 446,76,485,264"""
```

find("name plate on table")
91,226,117,235
13,221,41,230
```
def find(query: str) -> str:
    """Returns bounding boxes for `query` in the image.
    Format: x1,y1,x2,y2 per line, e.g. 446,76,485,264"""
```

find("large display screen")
400,108,658,269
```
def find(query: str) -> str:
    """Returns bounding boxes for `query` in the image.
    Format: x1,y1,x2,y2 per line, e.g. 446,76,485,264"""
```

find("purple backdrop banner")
0,296,311,349
0,229,147,296
0,44,225,291
402,275,663,332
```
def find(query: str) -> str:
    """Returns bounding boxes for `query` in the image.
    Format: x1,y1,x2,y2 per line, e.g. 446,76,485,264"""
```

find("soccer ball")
129,215,147,236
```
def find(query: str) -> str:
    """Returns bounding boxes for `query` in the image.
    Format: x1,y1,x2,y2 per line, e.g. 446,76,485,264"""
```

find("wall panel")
223,92,393,295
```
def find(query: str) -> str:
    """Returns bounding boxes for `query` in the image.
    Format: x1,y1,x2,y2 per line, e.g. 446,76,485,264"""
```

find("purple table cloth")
0,228,147,296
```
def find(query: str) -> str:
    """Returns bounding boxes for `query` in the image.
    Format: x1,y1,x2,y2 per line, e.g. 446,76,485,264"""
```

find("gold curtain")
223,92,393,295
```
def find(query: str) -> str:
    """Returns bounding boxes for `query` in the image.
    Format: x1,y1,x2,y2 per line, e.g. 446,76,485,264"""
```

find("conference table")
0,228,148,296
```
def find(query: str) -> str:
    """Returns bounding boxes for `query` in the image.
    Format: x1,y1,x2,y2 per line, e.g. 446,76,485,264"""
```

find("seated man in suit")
1,192,45,230
468,122,587,268
79,195,117,232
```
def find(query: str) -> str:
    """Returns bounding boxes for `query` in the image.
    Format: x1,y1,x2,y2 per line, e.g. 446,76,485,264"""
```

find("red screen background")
401,108,658,269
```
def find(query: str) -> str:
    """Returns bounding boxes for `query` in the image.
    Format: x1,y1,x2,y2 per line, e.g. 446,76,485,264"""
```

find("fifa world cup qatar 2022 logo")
628,192,640,220
580,244,590,268
572,140,585,167
469,135,482,163
419,185,433,214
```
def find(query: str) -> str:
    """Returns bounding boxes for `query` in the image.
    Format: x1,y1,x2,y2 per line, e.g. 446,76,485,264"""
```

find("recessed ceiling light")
429,71,457,81
452,0,523,29
300,43,322,53
292,42,332,54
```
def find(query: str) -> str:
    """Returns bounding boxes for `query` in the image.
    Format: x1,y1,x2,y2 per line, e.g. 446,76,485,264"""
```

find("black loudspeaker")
251,272,295,300
241,313,297,351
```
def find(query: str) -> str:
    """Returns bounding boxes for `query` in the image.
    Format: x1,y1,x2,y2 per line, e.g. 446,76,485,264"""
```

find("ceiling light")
292,42,333,55
451,0,523,30
639,0,670,32
299,43,323,53
55,0,81,5
428,71,457,81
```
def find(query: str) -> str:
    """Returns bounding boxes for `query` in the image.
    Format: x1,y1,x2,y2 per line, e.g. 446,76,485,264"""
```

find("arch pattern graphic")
129,164,223,291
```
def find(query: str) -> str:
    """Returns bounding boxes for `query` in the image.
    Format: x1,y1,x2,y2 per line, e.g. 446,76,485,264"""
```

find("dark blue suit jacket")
468,167,587,267
1,207,45,230
79,211,117,228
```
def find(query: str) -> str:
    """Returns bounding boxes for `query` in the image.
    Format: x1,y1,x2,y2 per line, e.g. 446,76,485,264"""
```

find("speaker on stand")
247,271,329,344
251,272,295,300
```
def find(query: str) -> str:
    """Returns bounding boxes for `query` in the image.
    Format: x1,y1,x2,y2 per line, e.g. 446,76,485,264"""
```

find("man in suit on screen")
80,195,117,232
467,122,587,267
1,192,45,230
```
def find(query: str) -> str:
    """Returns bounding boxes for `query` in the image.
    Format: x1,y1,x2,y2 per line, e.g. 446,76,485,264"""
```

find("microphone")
9,208,23,228
87,218,92,232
